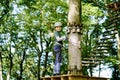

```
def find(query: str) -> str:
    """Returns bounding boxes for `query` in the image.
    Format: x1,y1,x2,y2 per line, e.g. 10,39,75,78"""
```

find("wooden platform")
41,74,109,80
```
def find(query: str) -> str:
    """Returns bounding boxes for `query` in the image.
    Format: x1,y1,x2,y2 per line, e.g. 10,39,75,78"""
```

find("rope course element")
82,1,120,67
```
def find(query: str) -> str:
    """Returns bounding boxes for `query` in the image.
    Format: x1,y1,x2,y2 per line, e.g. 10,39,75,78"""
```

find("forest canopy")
0,0,120,80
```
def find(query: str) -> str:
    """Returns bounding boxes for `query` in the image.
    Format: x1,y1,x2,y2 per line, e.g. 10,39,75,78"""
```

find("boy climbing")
53,22,67,76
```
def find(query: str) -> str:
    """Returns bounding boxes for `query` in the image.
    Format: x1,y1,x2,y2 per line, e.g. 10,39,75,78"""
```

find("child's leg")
53,63,60,75
53,62,57,75
56,62,60,74
53,53,61,75
56,53,61,74
53,53,59,75
53,45,62,75
58,52,62,63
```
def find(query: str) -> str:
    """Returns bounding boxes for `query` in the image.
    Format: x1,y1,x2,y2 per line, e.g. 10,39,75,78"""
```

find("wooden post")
67,0,82,74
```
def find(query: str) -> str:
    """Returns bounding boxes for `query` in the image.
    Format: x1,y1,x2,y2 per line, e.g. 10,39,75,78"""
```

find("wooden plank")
106,2,120,11
67,74,109,80
41,74,109,80
51,76,61,80
103,32,117,37
103,29,118,34
87,54,102,57
82,63,99,67
100,37,116,40
105,14,120,22
61,76,68,80
105,28,118,32
96,45,112,48
107,15,120,22
82,61,100,64
106,29,118,33
103,30,118,35
104,23,116,29
96,48,110,51
97,41,115,44
103,17,120,27
93,47,111,50
83,58,104,61
82,64,97,67
41,77,51,80
105,24,117,29
92,51,109,54
105,26,118,30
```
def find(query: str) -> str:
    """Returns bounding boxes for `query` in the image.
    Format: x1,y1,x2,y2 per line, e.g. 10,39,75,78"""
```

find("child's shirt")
54,31,64,46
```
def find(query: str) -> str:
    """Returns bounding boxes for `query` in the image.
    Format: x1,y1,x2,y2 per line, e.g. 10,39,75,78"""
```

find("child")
53,22,66,76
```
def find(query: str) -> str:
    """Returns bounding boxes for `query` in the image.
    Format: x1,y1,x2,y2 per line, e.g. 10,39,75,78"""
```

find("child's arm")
56,36,66,41
54,31,66,41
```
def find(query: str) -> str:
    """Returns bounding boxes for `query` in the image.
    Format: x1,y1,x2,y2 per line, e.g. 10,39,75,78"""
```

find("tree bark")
42,33,51,77
37,47,42,80
42,52,48,77
19,49,26,80
7,53,13,80
7,39,13,80
67,0,82,74
116,33,120,73
37,31,43,80
37,51,41,80
0,50,3,80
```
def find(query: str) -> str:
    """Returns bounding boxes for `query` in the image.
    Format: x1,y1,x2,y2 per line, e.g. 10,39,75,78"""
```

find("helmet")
54,22,62,27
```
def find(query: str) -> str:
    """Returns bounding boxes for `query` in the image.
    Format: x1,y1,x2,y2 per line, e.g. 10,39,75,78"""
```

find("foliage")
0,0,119,79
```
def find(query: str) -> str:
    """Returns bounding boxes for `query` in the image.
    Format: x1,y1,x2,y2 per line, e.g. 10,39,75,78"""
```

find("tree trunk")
19,49,26,80
0,51,3,80
67,0,82,74
37,47,42,80
42,34,51,77
116,33,120,73
7,43,13,80
37,31,43,80
7,73,10,80
37,53,41,80
42,52,48,77
7,53,13,80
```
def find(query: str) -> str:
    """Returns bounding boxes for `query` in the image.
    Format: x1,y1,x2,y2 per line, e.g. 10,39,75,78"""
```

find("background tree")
0,0,119,79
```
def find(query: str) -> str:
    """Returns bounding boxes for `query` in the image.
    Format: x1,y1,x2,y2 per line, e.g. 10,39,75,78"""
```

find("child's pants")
53,45,62,74
54,57,60,74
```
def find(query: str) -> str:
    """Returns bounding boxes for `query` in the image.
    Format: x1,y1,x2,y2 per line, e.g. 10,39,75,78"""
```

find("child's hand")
61,36,66,40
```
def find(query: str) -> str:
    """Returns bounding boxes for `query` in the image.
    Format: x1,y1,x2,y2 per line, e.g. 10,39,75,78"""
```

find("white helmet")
54,22,62,27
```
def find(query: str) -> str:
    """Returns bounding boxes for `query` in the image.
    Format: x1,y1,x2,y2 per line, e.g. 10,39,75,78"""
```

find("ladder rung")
103,32,117,36
105,24,117,29
106,2,120,11
100,37,116,40
96,45,112,47
87,53,104,57
97,41,115,44
106,26,118,30
83,58,104,61
103,29,118,34
96,48,110,51
82,61,100,64
82,64,97,67
108,16,120,22
104,17,120,27
107,28,118,32
92,51,109,54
